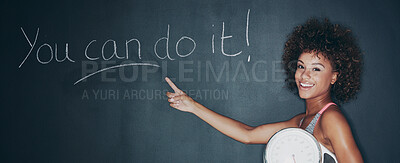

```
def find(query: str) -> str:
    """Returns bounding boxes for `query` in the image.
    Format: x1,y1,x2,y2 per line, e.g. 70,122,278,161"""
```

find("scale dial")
264,128,321,163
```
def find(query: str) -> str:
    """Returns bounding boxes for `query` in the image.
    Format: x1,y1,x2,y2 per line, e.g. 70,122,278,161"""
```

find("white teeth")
300,83,314,87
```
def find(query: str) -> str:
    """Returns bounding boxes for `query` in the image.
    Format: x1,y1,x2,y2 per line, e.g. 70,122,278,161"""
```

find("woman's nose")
301,69,311,79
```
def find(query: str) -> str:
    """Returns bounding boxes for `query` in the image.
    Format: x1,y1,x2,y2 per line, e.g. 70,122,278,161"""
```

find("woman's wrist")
190,101,203,115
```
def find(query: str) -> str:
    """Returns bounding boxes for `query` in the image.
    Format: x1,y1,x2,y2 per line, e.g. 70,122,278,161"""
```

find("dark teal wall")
1,0,399,162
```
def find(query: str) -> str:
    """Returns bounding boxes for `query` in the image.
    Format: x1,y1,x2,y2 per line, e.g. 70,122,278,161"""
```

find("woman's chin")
298,92,313,100
299,95,307,99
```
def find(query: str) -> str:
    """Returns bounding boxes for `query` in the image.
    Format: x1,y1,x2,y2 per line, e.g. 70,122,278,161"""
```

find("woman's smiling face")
295,52,338,100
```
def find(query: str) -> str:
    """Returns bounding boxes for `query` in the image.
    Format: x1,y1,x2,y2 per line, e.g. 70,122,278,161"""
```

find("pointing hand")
165,77,196,113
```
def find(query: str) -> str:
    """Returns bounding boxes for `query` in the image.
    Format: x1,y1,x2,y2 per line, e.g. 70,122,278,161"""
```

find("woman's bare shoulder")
319,106,363,162
321,106,346,125
320,106,351,136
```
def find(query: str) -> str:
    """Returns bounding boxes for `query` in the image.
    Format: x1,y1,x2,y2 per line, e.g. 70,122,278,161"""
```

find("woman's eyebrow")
297,60,304,64
312,63,325,68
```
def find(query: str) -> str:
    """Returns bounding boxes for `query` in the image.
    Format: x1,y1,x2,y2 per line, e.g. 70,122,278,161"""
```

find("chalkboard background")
1,0,399,162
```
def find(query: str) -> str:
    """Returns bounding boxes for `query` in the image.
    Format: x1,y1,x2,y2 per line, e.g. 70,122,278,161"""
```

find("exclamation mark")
246,9,250,62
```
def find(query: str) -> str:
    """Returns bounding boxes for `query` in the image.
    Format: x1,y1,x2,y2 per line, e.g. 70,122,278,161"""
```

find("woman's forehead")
298,52,330,64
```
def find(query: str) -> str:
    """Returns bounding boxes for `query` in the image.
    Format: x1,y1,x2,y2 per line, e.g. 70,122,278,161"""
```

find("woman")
165,18,363,162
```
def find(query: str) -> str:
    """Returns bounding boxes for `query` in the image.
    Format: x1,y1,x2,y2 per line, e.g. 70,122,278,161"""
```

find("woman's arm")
321,109,364,162
165,77,301,144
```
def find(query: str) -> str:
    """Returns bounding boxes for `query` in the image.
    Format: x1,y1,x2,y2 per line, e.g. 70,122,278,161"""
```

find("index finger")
165,77,181,93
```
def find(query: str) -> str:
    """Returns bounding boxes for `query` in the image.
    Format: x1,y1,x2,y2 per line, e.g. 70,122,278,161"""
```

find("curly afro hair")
282,18,363,104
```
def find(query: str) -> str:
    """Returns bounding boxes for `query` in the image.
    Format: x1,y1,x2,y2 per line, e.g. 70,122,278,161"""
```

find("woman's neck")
305,93,333,116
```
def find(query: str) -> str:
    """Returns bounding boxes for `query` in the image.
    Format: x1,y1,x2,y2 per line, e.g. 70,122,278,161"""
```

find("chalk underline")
74,62,160,85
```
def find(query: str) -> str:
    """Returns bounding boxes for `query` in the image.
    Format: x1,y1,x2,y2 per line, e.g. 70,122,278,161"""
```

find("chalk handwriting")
20,28,39,68
19,9,252,85
74,62,160,85
20,27,75,67
125,38,141,59
154,24,174,60
176,36,196,58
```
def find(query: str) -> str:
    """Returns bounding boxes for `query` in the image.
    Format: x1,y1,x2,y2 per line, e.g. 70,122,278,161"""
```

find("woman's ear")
331,72,339,84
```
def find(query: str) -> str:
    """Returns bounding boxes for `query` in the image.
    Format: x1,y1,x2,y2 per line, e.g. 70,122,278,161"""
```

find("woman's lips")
299,82,315,90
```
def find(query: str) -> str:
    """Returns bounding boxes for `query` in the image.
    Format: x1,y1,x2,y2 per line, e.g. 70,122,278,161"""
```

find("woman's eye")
297,65,304,69
313,68,321,71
